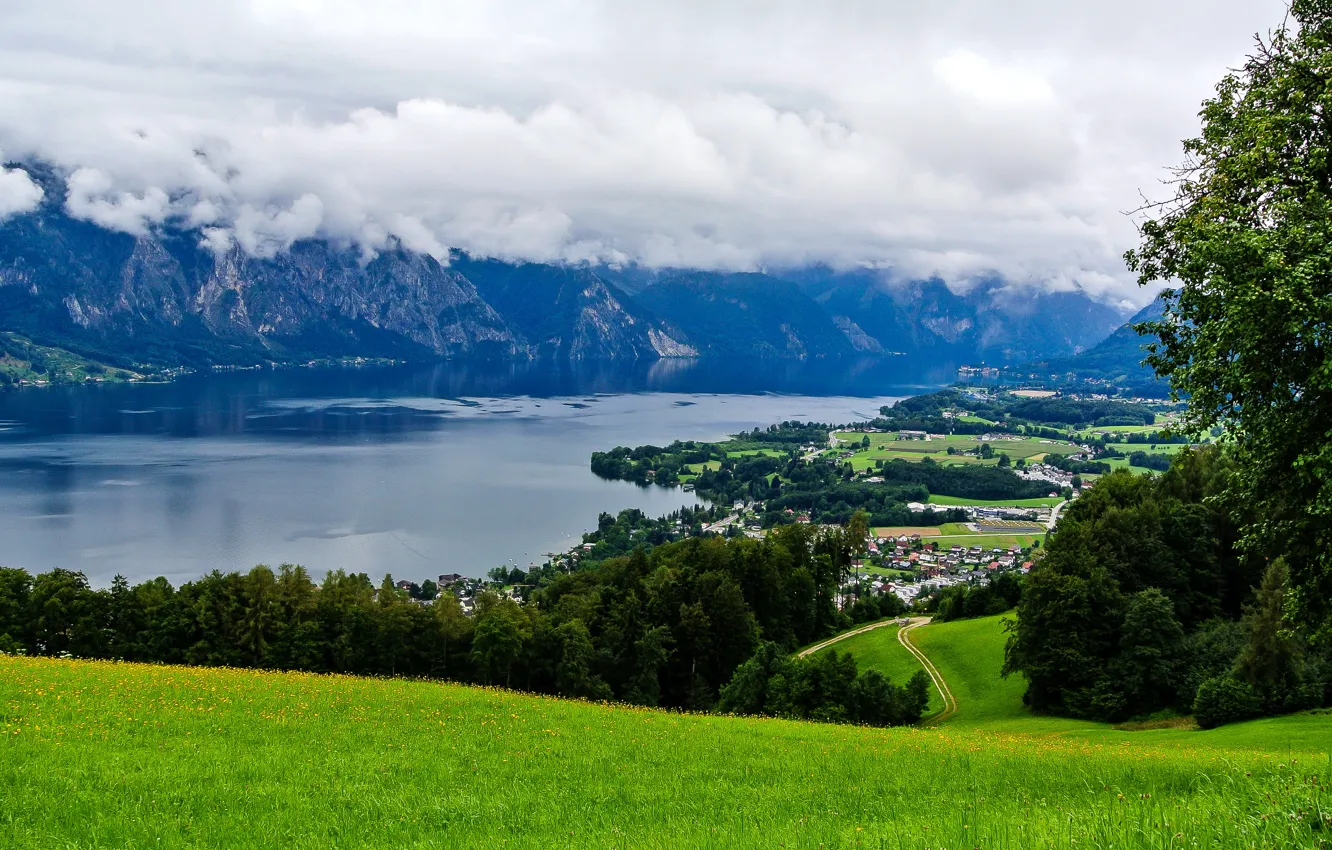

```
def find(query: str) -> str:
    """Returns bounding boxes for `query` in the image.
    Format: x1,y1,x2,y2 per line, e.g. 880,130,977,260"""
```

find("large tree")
1126,1,1332,638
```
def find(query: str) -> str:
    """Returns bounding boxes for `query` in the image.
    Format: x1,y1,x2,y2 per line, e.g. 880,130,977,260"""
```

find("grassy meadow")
831,431,1082,471
3,650,1330,849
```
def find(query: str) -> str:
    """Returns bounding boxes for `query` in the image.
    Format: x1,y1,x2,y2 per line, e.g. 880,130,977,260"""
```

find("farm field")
926,533,1045,549
831,431,1082,471
874,523,1045,550
926,494,1061,507
3,655,1330,849
871,525,942,537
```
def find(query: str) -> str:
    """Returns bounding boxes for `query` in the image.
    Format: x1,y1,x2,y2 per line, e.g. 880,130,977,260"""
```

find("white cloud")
64,167,169,236
0,0,1290,305
0,161,43,220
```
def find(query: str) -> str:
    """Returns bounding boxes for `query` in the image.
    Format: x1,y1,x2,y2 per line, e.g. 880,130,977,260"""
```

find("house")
898,430,928,440
437,573,465,586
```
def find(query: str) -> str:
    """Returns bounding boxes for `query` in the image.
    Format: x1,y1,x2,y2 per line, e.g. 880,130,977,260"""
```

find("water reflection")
0,357,946,585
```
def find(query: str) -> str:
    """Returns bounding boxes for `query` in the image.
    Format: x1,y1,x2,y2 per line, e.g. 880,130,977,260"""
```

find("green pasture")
4,653,1331,848
831,431,1081,471
724,448,786,459
887,614,1332,755
926,494,1062,507
926,533,1045,549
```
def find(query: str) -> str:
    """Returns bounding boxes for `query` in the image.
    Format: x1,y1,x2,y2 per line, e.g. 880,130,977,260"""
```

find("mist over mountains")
0,163,1130,370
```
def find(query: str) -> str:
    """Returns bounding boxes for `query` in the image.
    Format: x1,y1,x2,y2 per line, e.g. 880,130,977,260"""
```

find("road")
1045,499,1069,530
702,513,739,533
796,615,957,724
796,617,905,658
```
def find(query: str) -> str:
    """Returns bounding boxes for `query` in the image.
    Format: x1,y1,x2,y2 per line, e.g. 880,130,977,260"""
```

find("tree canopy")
1126,1,1332,637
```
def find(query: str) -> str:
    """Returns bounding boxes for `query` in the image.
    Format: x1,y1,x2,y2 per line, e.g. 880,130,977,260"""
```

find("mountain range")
0,163,1132,371
1003,294,1169,394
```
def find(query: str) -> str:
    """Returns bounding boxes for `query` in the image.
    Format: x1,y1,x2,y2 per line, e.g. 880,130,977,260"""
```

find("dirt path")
897,618,957,724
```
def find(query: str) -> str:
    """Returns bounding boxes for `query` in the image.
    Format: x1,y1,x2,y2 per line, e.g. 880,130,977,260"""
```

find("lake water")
0,358,952,587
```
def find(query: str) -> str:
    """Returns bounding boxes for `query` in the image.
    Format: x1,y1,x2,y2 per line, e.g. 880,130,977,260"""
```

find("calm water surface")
0,359,950,586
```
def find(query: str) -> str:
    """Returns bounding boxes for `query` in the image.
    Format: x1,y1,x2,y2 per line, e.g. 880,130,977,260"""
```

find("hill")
1006,294,1169,395
834,612,1332,752
2,655,1328,849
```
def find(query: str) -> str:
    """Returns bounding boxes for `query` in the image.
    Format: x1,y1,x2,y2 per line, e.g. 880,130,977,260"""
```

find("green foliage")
1006,448,1332,725
0,521,914,723
1125,3,1332,637
927,572,1023,622
1193,675,1263,730
717,643,928,726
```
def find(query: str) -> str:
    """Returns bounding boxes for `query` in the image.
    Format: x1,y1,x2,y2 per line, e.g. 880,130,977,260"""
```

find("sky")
0,0,1291,307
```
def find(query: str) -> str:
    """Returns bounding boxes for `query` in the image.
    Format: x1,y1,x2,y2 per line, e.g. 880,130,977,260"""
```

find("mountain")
0,162,1133,370
450,256,694,360
0,166,523,367
634,272,857,358
1008,294,1169,394
787,267,1128,362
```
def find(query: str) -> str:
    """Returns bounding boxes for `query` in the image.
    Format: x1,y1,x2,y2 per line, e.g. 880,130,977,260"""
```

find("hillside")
832,613,1332,751
2,655,1328,849
1008,294,1169,394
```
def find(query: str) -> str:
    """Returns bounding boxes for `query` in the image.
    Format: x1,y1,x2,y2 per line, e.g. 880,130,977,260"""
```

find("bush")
1192,675,1262,729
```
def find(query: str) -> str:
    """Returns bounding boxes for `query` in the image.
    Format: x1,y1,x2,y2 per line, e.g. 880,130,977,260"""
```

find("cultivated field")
925,494,1062,508
3,640,1330,848
831,431,1083,471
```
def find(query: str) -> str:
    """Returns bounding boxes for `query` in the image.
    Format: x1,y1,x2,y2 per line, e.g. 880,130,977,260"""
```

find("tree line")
0,521,923,728
1004,449,1332,727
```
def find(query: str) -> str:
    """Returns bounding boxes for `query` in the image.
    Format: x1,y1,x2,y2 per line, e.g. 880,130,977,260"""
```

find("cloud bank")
0,0,1289,306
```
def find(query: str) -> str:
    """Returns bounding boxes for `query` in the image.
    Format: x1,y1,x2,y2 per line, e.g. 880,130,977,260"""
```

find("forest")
0,521,923,727
1004,449,1332,727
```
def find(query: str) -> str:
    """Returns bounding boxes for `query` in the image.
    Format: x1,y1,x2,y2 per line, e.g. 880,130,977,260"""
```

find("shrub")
1192,675,1261,729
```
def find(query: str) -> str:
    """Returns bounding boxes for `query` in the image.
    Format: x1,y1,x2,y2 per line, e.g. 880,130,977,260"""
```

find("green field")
909,614,1332,751
2,646,1329,848
926,494,1062,507
831,431,1082,471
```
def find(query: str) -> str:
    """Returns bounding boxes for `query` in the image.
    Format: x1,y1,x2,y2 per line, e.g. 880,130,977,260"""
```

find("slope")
635,271,856,359
907,613,1332,752
2,656,1328,849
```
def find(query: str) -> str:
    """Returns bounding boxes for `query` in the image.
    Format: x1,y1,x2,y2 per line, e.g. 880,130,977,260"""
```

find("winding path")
897,617,957,724
796,616,957,724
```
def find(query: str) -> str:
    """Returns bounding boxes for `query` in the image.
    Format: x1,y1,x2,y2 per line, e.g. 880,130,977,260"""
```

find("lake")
0,358,952,587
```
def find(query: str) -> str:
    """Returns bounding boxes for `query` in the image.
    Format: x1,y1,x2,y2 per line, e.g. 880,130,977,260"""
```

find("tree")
471,598,528,686
1114,588,1185,716
860,435,871,449
555,619,611,700
433,591,471,677
997,453,1010,468
1235,558,1304,698
1125,2,1332,638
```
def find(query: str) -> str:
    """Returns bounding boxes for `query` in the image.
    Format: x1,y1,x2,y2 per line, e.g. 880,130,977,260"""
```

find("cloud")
0,0,1290,305
0,161,43,220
